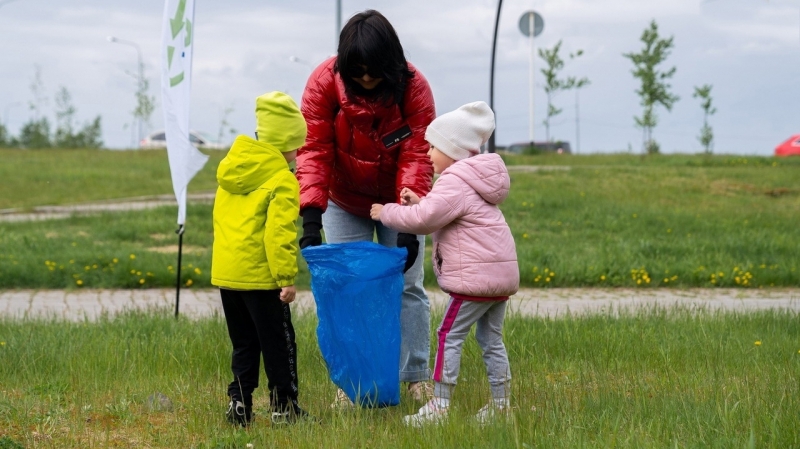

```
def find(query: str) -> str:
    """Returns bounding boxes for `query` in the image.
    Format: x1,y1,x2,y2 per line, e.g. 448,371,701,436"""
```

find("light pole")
336,0,342,49
289,55,312,69
487,0,503,153
107,35,144,146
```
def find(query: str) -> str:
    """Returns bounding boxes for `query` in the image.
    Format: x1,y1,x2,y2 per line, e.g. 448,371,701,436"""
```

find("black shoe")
226,400,252,427
270,405,318,425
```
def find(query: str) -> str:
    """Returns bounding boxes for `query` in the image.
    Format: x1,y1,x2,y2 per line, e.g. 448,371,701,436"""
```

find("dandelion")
522,202,527,206
0,342,5,346
545,278,551,282
112,258,119,264
185,279,193,287
168,265,174,271
130,270,136,274
194,267,202,275
600,275,606,281
667,229,671,233
550,272,556,277
72,242,77,247
754,341,761,346
69,260,75,264
76,280,83,286
130,254,136,260
632,214,637,218
664,278,669,283
522,233,529,239
92,264,98,269
139,279,145,285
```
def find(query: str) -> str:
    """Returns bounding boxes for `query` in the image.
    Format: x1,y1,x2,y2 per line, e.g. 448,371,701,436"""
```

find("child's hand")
400,187,420,205
280,286,296,304
370,204,383,221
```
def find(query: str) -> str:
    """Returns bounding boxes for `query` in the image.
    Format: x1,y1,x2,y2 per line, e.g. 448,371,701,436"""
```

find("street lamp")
487,0,503,153
107,35,145,146
289,56,312,69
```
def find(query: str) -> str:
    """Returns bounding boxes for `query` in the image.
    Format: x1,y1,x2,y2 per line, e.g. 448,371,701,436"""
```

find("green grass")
2,153,799,289
0,148,226,210
0,309,797,448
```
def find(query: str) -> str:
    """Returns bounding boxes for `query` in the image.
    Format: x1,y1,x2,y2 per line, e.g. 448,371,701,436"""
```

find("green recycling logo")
166,0,192,87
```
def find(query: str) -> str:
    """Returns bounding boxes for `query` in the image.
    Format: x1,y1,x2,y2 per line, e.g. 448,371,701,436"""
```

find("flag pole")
174,224,184,318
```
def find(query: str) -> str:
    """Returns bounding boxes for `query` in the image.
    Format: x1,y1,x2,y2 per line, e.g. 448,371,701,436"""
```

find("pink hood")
381,153,519,298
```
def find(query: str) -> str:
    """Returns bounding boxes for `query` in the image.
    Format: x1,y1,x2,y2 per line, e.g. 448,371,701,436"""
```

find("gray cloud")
0,0,796,154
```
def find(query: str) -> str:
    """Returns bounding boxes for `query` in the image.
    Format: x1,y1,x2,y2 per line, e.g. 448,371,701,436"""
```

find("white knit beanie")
425,101,496,161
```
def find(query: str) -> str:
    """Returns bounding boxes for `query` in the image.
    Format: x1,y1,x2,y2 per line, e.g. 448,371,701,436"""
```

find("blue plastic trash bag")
302,241,406,407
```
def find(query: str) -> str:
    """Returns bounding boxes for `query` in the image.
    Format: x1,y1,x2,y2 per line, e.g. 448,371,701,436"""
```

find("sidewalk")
1,288,798,321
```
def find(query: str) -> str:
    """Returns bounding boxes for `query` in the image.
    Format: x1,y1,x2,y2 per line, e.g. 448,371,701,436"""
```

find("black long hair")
334,10,415,106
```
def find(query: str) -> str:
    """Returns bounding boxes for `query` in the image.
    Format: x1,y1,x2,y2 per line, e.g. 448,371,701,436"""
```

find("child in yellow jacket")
211,91,312,426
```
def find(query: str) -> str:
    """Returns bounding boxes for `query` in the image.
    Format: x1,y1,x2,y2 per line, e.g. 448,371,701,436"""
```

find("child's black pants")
220,288,298,410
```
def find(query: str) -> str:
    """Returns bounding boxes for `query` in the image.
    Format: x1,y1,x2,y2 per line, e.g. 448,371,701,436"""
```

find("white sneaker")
403,399,449,427
329,388,355,409
474,403,511,425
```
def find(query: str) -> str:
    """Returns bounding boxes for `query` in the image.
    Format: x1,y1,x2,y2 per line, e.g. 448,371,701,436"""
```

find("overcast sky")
0,0,797,154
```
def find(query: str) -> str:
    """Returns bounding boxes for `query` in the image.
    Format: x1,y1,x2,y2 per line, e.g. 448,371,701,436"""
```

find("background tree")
54,86,104,149
623,20,679,154
0,123,8,147
54,86,76,147
216,103,237,145
570,50,591,154
693,84,716,154
133,73,155,143
19,65,51,148
539,41,588,145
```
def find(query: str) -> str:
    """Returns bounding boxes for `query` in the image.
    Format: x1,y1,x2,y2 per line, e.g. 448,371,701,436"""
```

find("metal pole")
107,36,145,145
336,0,342,49
174,224,184,318
529,13,534,147
487,0,503,153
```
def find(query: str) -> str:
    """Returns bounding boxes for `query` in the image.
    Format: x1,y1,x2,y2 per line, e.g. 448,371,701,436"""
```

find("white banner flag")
160,0,208,225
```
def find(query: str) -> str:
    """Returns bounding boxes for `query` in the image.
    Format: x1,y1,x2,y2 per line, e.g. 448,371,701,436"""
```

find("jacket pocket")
433,245,443,276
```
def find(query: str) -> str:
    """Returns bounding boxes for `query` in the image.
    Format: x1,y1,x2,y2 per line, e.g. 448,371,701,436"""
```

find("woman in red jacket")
296,9,436,406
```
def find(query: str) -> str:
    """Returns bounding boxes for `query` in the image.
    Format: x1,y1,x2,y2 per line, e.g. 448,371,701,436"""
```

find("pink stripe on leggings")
433,298,464,382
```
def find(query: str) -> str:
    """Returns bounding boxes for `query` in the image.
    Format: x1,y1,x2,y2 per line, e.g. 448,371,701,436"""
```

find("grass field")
0,149,226,211
0,308,797,448
1,151,798,289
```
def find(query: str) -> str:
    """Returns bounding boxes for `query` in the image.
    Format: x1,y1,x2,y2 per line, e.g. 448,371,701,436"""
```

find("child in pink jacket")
370,101,519,426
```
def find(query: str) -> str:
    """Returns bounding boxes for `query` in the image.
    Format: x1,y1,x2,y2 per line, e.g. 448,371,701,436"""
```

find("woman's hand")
370,203,383,221
400,187,420,205
280,285,296,304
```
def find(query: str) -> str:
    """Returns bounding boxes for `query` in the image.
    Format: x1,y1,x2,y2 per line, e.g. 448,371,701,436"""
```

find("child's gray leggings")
432,297,511,400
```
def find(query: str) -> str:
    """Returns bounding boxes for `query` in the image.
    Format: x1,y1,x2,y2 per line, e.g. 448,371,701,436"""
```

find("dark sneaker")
226,400,252,427
270,405,318,425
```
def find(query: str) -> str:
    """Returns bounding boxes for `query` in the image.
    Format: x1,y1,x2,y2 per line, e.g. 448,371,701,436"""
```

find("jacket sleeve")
296,59,338,212
380,174,465,235
264,172,300,287
395,67,436,200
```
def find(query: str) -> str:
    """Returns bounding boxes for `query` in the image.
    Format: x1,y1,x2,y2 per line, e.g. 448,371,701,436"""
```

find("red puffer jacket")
296,56,436,218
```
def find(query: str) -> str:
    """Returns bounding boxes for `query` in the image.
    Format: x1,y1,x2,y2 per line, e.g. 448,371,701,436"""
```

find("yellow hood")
217,135,288,195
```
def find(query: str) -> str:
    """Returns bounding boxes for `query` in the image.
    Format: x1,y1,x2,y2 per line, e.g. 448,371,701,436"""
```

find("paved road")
1,288,797,321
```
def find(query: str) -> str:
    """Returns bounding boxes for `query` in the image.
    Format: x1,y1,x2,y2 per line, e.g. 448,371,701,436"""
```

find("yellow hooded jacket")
211,135,300,290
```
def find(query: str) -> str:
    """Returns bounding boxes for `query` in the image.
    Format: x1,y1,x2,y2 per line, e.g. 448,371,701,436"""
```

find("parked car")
774,134,800,157
140,131,228,150
504,141,571,154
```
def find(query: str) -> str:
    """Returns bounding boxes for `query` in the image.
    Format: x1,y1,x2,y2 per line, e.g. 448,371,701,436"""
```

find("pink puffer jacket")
380,153,519,298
